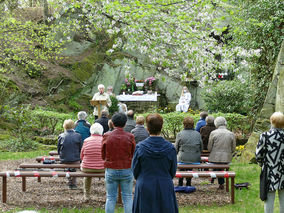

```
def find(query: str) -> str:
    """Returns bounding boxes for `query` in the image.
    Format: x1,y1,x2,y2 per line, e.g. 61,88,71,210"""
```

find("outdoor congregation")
2,84,284,213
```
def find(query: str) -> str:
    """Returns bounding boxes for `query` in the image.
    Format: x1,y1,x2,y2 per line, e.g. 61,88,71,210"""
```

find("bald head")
127,110,134,119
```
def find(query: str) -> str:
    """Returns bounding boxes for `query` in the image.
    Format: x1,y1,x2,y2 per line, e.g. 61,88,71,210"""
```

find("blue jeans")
105,168,133,213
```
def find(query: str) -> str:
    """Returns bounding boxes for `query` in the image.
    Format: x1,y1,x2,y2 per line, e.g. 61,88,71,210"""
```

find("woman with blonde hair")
176,86,191,112
256,111,284,213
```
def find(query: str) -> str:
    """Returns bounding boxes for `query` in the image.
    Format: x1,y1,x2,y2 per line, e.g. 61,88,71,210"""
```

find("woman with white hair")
207,116,236,190
256,112,284,213
92,84,112,119
74,111,91,141
80,123,105,201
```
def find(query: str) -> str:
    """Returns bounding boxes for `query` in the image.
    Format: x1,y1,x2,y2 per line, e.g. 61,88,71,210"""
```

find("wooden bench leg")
226,177,229,192
231,177,235,204
2,176,7,203
22,177,26,192
38,177,41,182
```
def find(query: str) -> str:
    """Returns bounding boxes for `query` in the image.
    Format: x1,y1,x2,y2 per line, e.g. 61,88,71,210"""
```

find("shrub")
109,95,119,115
0,138,38,152
201,79,254,115
31,108,76,135
139,112,252,140
2,105,37,141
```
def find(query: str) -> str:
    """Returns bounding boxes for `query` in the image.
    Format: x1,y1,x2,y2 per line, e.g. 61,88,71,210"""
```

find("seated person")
195,111,208,132
75,111,91,142
176,86,191,112
95,110,109,134
57,119,82,190
175,116,202,186
80,123,105,201
108,119,114,132
200,116,216,150
208,117,236,190
118,102,127,114
131,116,149,144
124,110,136,132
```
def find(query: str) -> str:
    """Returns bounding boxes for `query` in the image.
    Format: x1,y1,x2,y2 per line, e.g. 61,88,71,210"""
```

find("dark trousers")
178,169,192,186
210,162,228,185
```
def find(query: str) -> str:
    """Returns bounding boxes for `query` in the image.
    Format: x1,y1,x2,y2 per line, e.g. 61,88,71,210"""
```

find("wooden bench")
177,163,230,193
49,151,58,156
37,156,209,163
0,171,104,203
0,170,236,204
175,171,236,204
50,150,211,157
201,150,210,157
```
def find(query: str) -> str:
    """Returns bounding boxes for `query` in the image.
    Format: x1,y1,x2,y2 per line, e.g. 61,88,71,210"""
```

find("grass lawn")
0,151,279,213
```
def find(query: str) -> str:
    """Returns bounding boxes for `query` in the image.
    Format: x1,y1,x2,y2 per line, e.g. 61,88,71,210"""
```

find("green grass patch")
0,150,51,160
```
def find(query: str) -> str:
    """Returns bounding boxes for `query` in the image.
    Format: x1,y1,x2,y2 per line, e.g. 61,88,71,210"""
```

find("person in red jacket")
101,113,136,213
80,123,105,201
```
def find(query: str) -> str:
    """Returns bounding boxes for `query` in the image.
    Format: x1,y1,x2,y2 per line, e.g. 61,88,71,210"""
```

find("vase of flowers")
125,74,136,92
145,76,157,91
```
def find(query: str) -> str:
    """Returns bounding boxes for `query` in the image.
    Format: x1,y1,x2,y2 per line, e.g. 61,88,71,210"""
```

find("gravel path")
0,159,230,212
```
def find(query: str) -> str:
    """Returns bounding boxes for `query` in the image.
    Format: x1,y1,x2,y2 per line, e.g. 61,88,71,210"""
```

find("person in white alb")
176,86,191,113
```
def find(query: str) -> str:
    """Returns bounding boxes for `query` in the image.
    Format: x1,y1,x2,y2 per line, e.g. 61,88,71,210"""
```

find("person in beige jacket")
207,116,236,189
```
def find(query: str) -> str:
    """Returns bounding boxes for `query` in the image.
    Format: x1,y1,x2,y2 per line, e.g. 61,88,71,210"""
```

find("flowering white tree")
49,0,259,84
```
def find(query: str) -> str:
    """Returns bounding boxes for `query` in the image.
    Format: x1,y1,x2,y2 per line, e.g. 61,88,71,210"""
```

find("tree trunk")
43,0,48,24
240,40,284,162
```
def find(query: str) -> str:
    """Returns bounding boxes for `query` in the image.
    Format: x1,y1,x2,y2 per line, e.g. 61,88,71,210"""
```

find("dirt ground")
0,159,231,212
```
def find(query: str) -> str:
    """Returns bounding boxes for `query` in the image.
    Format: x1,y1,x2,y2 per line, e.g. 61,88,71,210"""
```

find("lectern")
90,100,107,118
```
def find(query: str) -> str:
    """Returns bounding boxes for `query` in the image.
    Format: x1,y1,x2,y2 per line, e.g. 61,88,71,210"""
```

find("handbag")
259,162,269,201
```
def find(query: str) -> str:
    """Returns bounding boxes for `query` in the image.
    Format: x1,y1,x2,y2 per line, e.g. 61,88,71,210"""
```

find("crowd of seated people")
57,84,242,212
58,106,240,212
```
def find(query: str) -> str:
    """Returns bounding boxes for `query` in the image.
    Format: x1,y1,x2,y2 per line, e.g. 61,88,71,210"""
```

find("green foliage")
139,111,252,139
31,108,76,135
109,95,119,115
212,112,252,137
160,112,200,139
0,138,38,152
68,99,81,111
201,80,254,115
229,0,284,114
34,135,57,145
2,105,37,141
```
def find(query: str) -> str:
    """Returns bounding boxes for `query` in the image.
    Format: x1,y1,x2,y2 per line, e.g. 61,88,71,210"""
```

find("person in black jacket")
58,119,82,189
95,110,109,134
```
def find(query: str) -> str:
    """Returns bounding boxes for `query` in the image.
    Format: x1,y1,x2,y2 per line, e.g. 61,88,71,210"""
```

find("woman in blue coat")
132,113,178,213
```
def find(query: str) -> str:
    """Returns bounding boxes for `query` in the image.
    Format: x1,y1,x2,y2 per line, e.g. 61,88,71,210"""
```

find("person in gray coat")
131,116,149,144
124,110,136,132
208,116,236,189
175,116,203,186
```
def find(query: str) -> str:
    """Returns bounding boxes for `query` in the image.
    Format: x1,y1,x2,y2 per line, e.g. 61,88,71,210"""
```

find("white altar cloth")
116,93,158,102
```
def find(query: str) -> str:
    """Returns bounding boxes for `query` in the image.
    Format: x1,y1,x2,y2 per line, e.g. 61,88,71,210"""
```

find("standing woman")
132,113,178,213
255,112,284,213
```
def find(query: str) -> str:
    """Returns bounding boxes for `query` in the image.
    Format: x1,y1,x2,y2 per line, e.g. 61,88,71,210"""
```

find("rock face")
240,41,284,162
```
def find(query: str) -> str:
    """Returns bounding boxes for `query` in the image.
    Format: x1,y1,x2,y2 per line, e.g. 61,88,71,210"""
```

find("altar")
116,93,159,113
